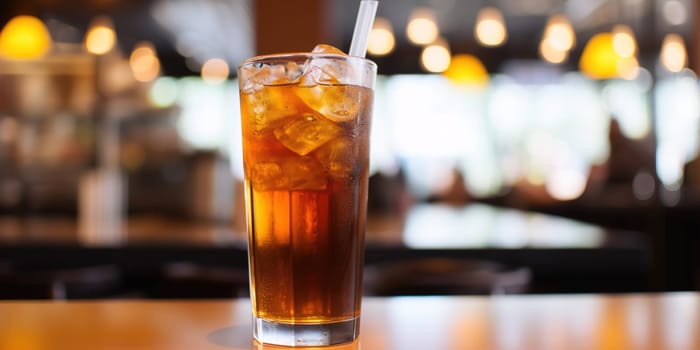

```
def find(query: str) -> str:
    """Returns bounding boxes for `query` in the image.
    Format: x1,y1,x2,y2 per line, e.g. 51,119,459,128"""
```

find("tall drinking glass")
237,52,376,346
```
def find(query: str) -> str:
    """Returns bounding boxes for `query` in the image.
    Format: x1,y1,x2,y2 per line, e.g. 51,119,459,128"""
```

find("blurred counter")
0,215,244,246
0,202,651,297
0,202,645,249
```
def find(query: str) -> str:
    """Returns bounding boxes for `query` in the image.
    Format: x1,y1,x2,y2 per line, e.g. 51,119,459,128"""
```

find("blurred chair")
0,264,123,300
147,262,249,299
363,258,530,296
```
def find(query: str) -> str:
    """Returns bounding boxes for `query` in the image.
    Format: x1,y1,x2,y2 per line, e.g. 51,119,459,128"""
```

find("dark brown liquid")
241,85,371,323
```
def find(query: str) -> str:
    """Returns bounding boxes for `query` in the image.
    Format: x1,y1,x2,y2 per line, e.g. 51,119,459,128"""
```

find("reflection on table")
0,293,697,350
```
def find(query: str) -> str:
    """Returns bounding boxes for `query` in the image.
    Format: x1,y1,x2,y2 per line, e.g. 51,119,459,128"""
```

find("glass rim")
238,52,377,71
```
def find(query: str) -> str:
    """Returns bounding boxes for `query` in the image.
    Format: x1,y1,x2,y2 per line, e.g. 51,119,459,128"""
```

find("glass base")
253,316,360,347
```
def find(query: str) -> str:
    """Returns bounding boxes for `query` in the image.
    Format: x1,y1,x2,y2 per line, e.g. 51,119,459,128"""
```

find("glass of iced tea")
237,46,376,347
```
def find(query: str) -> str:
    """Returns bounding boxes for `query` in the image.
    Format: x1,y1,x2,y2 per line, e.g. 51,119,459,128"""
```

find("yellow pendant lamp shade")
579,33,619,80
0,15,52,59
443,54,489,86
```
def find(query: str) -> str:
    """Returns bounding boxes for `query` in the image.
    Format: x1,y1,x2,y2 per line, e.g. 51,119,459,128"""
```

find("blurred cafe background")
0,0,699,299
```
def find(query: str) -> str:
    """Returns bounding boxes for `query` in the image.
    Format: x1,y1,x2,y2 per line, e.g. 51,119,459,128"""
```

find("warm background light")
85,17,116,55
0,15,52,59
540,38,568,64
367,17,395,56
130,41,160,82
420,37,451,73
546,167,588,201
542,15,575,52
612,25,637,58
579,32,620,80
201,58,230,83
660,33,687,73
443,54,489,86
406,8,439,45
474,7,507,47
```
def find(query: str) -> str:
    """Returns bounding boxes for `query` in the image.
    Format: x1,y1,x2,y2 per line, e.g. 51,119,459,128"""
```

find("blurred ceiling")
0,0,694,76
0,0,193,74
333,0,693,73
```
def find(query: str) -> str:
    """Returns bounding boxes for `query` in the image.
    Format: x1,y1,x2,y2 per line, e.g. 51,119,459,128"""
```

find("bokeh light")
443,54,489,86
540,38,568,64
0,16,52,59
367,17,395,56
130,42,160,82
201,58,230,83
660,33,687,73
474,7,507,47
612,25,637,58
420,38,451,73
406,8,439,45
85,16,116,55
542,15,575,52
580,33,621,79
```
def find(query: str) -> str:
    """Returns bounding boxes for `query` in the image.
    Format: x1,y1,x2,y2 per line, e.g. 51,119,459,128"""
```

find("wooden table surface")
0,293,697,350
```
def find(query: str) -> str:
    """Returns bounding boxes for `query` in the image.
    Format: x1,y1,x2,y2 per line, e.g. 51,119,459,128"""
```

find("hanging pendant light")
0,15,52,59
367,17,395,56
474,7,507,47
406,7,439,45
421,37,451,73
659,33,687,73
85,16,116,55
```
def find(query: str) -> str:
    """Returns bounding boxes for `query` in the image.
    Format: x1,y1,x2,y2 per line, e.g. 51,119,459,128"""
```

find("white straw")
348,0,379,57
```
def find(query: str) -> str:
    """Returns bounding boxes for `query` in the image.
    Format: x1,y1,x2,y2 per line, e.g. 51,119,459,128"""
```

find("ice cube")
282,156,327,190
297,61,340,88
240,64,269,94
241,61,304,92
296,64,322,88
265,64,288,84
311,44,346,55
286,61,305,83
251,161,287,191
242,86,305,135
296,44,351,89
312,137,356,178
309,58,349,85
295,49,366,121
251,157,327,191
301,44,352,87
274,113,342,155
295,84,364,122
263,63,306,86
